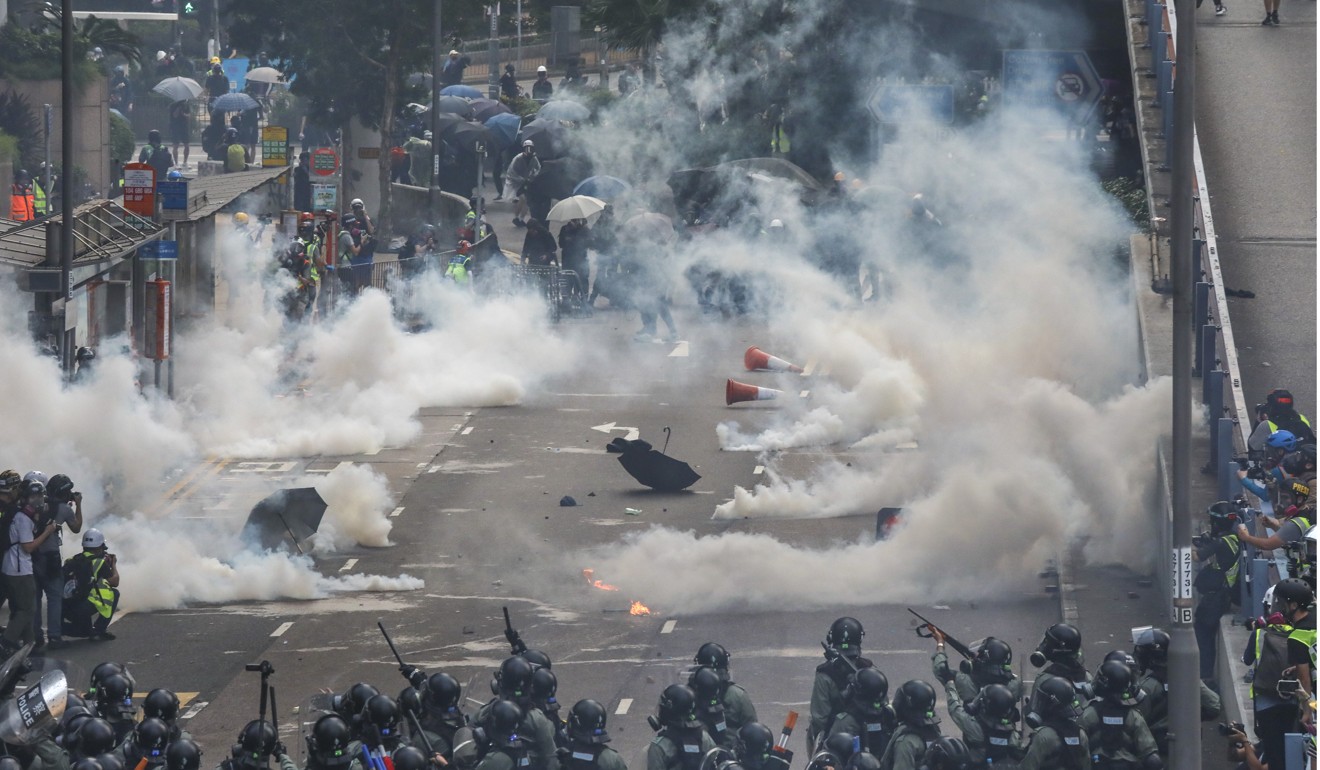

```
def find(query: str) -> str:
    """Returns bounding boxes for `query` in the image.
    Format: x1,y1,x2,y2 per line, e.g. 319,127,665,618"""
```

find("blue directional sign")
139,240,178,260
866,84,956,126
1001,50,1103,122
157,180,189,210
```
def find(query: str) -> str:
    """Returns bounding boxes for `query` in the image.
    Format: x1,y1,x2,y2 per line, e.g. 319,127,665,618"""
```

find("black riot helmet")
133,718,171,761
657,684,702,729
143,689,180,723
397,687,423,718
843,752,881,770
966,684,1017,728
848,667,890,714
495,656,534,699
1274,577,1315,612
892,680,939,728
488,700,524,746
1093,661,1141,707
694,642,731,672
1132,628,1170,672
1206,501,1242,534
165,740,202,770
335,683,380,720
77,718,119,757
737,722,775,765
307,715,353,765
237,720,278,760
1029,623,1082,667
95,674,135,719
72,760,103,770
530,667,558,705
567,699,610,745
89,662,131,698
1033,677,1084,724
823,732,858,763
689,667,723,708
391,747,428,770
96,755,124,770
47,474,75,503
923,737,972,770
520,649,552,670
1103,650,1138,669
826,617,865,658
424,673,464,723
970,638,1014,682
362,694,401,738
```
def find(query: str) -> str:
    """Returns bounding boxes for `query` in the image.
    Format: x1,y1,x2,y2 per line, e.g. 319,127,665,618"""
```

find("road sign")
311,183,337,212
261,126,289,167
311,147,339,177
139,240,178,260
866,84,955,126
1001,50,1103,122
121,163,156,218
157,180,189,210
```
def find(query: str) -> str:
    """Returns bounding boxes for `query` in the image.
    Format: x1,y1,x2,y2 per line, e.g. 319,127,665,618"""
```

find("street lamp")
594,25,606,89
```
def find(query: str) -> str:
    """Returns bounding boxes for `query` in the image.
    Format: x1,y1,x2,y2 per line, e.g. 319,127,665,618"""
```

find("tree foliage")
0,90,40,170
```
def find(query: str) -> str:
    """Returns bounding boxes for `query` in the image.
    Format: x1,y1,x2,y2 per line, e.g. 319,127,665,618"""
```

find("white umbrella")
151,76,203,102
246,67,285,85
546,195,607,224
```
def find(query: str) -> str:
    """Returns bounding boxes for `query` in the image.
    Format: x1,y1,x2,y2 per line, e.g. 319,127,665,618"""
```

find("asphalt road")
1194,1,1317,417
36,302,1060,767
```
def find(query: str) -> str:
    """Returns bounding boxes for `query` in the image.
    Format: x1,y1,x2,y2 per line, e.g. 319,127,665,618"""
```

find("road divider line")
364,447,381,456
390,507,405,518
614,699,633,715
799,390,810,398
660,620,677,634
339,558,358,572
461,427,473,435
180,701,209,720
668,341,689,357
271,622,294,637
753,465,765,475
802,359,816,376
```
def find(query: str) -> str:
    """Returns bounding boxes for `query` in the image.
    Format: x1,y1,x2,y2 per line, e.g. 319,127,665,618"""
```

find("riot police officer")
1016,678,1091,770
809,618,874,751
877,681,941,770
303,714,362,770
558,700,626,770
476,657,559,770
646,685,716,770
823,667,896,758
1129,628,1220,756
939,681,1021,766
143,689,190,743
335,684,381,740
117,718,170,769
733,724,787,770
530,668,568,749
1027,624,1091,716
166,740,203,770
692,643,757,736
920,738,972,770
93,674,137,743
1079,662,1159,770
409,673,469,760
361,694,407,753
931,631,1022,705
689,668,735,749
476,701,531,770
216,720,297,770
1193,502,1244,683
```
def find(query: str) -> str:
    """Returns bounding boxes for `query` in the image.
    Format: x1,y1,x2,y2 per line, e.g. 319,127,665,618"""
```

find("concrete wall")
390,183,469,238
0,78,112,197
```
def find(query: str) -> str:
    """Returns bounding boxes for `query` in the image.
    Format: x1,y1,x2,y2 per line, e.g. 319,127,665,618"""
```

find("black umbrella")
441,121,492,154
611,428,701,492
517,118,573,160
434,95,475,119
241,487,328,553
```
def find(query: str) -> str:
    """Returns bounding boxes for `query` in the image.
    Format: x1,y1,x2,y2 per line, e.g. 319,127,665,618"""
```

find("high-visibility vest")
8,183,35,222
32,180,47,216
446,254,471,284
85,554,116,619
1289,623,1317,671
1224,535,1241,588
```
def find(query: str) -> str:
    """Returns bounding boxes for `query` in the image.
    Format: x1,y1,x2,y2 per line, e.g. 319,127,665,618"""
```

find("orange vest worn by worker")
9,182,36,222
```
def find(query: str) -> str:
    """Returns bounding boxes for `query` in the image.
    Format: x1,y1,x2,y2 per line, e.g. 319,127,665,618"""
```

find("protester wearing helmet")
809,617,874,750
692,642,757,739
61,528,121,642
1080,661,1160,770
648,685,715,770
877,680,941,770
562,699,626,770
1017,677,1089,770
447,241,474,287
1193,502,1244,682
1235,478,1314,561
32,472,81,651
1274,578,1316,697
0,479,58,654
1026,623,1090,718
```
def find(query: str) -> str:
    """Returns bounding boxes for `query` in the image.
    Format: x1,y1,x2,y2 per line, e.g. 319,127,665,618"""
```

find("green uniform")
1015,724,1091,770
827,708,896,758
1135,671,1220,755
303,747,364,770
217,753,299,770
1027,663,1089,717
932,651,1023,705
1080,702,1157,768
939,680,1019,765
476,745,530,770
721,683,757,734
876,724,940,770
31,737,70,770
560,744,628,770
646,727,715,770
477,700,559,770
809,657,871,750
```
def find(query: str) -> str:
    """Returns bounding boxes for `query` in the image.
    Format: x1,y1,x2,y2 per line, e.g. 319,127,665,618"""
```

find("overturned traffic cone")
744,346,804,374
726,378,784,405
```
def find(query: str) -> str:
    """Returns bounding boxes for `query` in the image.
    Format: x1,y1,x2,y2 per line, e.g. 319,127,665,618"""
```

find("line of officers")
17,619,1227,770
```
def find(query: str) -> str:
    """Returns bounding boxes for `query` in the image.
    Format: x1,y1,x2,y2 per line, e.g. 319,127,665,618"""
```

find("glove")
1235,457,1250,471
933,659,955,684
275,743,288,759
403,666,426,689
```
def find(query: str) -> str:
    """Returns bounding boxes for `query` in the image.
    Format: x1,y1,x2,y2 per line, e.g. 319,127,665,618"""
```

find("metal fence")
459,33,639,83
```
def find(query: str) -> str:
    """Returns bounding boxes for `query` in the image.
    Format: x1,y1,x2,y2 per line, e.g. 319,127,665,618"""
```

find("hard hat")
82,528,106,549
522,139,535,148
233,212,249,225
210,56,222,65
23,471,48,486
537,65,547,73
456,240,472,254
768,219,784,229
156,51,167,62
449,50,460,56
423,130,433,140
351,198,365,208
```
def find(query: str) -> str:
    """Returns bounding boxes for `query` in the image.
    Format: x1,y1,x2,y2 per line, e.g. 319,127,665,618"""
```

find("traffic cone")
726,378,783,405
744,346,804,373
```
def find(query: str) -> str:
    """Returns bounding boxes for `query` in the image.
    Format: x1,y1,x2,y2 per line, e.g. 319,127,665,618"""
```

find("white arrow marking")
591,422,641,441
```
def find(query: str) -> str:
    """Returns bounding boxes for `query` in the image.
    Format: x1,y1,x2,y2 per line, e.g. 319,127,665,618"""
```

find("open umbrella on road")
517,119,573,160
484,113,522,149
470,98,511,123
609,429,701,491
537,100,590,122
151,76,202,103
241,487,328,554
573,175,631,201
212,92,260,112
245,67,285,85
441,84,483,99
547,194,607,224
433,95,475,119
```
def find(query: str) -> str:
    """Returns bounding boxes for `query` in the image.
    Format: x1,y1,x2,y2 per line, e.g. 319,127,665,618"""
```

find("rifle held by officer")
907,608,976,660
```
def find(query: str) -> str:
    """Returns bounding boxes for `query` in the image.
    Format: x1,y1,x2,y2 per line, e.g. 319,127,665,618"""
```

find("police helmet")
892,680,939,727
133,718,171,760
1267,430,1299,452
424,672,462,713
1031,623,1082,666
495,656,534,698
1103,650,1138,668
77,718,119,757
1034,677,1084,723
737,722,774,763
71,760,102,770
923,737,972,770
530,667,558,704
823,732,857,762
335,683,380,719
826,617,864,657
974,637,1013,674
62,701,94,738
488,700,524,744
842,752,881,770
695,642,731,671
657,684,702,729
165,740,203,770
143,689,180,723
1093,661,1141,707
567,699,610,745
237,720,278,758
397,686,422,717
362,693,401,739
391,747,428,770
520,649,552,670
47,474,75,503
308,715,353,764
1273,577,1315,609
689,666,723,705
966,684,1017,727
96,754,125,770
848,667,889,713
95,674,135,718
1132,628,1170,671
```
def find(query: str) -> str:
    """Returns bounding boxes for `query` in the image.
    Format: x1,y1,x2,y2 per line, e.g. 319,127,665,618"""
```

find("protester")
505,141,541,228
441,50,472,86
32,474,81,651
0,480,58,654
138,130,176,179
532,66,553,101
169,100,192,167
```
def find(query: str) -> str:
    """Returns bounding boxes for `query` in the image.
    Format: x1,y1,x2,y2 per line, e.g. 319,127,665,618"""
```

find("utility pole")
211,0,221,59
487,3,499,100
429,0,442,219
1168,0,1200,768
60,0,74,375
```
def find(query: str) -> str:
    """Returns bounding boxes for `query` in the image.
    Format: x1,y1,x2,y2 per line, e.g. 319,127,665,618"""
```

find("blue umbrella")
484,113,521,149
470,98,511,123
440,84,482,99
212,92,259,112
573,175,631,201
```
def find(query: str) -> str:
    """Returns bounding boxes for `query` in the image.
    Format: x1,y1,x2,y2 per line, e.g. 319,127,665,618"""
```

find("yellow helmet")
210,56,222,65
233,211,249,225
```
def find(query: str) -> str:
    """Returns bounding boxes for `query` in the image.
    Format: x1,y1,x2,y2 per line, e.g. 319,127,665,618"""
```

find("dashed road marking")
660,620,677,634
615,699,633,715
461,427,473,435
180,700,209,720
802,359,816,376
390,507,405,518
668,341,689,357
753,465,765,475
339,558,358,572
416,463,429,469
271,622,294,637
799,390,810,398
364,447,381,456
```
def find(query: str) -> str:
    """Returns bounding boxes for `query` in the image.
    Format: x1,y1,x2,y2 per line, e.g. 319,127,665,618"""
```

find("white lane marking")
304,468,332,474
462,427,474,435
334,461,353,471
427,465,440,473
179,701,209,720
799,390,810,398
390,507,405,518
615,699,633,715
802,359,816,376
416,463,429,469
109,610,131,626
668,341,689,357
660,620,677,634
753,465,765,475
339,558,359,573
271,622,294,637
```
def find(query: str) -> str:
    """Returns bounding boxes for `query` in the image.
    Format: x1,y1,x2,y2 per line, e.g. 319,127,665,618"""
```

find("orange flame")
582,568,619,592
629,600,652,616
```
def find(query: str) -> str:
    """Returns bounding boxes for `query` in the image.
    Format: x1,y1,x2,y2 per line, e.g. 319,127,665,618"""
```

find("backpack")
1252,625,1292,697
226,143,247,172
0,504,16,562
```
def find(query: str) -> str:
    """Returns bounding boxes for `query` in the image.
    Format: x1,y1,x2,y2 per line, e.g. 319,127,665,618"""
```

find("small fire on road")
582,568,620,591
629,600,652,616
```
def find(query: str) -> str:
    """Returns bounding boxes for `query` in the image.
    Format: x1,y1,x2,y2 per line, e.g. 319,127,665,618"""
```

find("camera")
1192,532,1212,549
1217,721,1245,737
